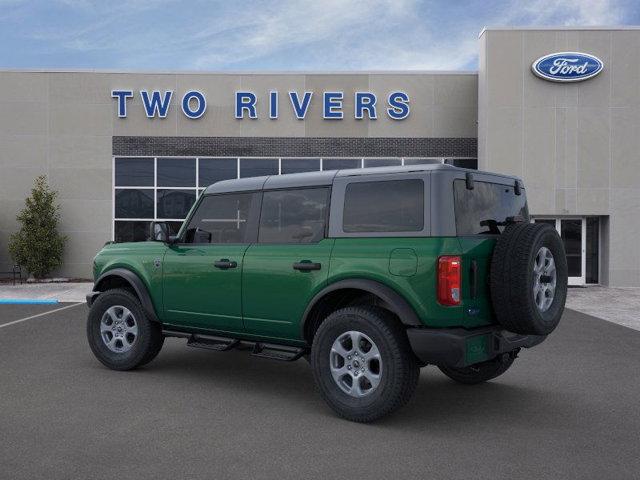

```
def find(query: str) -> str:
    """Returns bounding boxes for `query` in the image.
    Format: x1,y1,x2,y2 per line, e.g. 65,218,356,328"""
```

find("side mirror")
150,222,169,242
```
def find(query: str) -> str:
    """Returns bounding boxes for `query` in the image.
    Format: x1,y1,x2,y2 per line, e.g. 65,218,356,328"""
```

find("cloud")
187,0,629,70
191,0,419,68
187,0,484,70
2,0,634,70
508,0,624,26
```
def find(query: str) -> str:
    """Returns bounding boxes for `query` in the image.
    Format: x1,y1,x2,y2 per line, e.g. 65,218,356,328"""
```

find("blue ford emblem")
532,52,603,82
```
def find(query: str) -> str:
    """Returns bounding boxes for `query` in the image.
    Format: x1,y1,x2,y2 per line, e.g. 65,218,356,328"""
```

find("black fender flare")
301,278,422,337
92,268,159,323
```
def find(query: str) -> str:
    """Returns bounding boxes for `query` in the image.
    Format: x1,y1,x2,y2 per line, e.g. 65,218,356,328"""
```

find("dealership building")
0,26,639,286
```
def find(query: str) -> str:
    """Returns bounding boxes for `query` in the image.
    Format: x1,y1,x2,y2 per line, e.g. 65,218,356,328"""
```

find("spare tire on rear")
490,223,568,335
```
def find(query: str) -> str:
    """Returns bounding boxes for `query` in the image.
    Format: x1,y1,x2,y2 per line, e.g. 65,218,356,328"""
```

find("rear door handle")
214,259,237,269
293,261,321,271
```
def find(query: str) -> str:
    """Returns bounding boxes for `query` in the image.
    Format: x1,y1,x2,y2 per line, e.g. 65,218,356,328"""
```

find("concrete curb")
0,299,59,304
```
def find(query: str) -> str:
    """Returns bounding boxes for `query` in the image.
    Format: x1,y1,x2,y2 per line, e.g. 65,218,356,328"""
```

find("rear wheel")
87,288,164,371
311,306,419,423
438,354,515,385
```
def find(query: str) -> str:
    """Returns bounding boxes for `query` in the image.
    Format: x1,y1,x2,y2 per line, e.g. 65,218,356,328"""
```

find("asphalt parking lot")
1,304,639,480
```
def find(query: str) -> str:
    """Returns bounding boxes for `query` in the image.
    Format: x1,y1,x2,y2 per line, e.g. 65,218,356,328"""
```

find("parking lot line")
0,302,83,329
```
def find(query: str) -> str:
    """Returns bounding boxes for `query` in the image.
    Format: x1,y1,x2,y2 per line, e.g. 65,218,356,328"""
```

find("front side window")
454,180,529,235
183,193,256,244
259,188,329,243
343,179,424,233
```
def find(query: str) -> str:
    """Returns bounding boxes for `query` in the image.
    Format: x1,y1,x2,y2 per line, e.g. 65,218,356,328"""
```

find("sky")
0,0,638,71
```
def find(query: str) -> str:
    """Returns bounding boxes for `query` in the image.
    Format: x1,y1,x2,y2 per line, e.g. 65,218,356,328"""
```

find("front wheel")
311,306,419,423
438,354,515,385
87,288,164,371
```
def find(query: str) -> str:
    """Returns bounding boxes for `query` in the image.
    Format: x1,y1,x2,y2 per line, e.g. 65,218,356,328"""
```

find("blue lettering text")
181,90,206,119
387,91,410,120
140,90,173,118
355,92,377,120
289,91,313,119
235,91,257,119
111,90,133,118
269,91,278,119
323,92,344,119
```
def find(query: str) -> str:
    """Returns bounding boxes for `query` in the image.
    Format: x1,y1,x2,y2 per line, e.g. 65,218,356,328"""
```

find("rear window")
454,180,529,235
343,179,424,233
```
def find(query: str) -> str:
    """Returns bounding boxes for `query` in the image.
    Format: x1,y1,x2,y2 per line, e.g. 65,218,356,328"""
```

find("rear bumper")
406,325,546,368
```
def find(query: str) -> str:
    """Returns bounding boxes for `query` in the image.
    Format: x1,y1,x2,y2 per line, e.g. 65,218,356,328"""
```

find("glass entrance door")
560,219,585,285
534,218,588,285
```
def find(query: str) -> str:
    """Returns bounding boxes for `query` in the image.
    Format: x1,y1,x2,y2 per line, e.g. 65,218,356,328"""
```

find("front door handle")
214,259,237,269
293,261,321,271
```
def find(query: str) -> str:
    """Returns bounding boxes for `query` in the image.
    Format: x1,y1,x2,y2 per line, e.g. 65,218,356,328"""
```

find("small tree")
9,176,67,279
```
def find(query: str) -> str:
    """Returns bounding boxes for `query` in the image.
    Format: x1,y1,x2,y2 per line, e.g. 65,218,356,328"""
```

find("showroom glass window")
156,158,197,222
114,158,155,242
113,157,476,242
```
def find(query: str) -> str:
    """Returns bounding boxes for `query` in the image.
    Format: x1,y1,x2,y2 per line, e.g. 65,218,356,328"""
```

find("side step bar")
163,329,307,362
187,334,239,352
251,342,306,362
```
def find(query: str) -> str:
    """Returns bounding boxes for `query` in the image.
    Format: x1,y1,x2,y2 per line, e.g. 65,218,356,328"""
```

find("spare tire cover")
490,223,568,335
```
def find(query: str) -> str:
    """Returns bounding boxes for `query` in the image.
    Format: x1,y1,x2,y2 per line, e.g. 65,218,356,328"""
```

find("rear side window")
343,179,424,233
454,180,529,235
259,188,329,243
183,193,257,244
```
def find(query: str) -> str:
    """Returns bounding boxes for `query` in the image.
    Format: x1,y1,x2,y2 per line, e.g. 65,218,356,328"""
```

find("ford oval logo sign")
532,52,604,82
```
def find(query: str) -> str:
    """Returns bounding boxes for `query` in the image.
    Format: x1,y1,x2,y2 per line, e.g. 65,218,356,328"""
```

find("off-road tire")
438,354,515,385
311,306,419,423
490,223,568,335
87,288,164,371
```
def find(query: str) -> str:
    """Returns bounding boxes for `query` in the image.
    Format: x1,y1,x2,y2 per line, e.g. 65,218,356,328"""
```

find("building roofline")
479,25,640,38
0,67,478,76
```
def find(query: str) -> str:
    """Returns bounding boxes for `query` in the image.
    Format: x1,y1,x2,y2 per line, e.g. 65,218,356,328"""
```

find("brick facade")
113,136,477,158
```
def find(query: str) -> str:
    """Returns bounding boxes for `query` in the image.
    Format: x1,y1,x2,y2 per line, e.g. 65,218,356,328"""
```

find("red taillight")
437,256,461,306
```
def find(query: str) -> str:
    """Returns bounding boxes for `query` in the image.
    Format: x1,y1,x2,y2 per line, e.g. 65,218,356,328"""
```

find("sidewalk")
0,282,91,303
566,286,640,331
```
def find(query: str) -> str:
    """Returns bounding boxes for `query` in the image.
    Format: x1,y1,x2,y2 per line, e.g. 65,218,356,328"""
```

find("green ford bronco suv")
87,164,567,422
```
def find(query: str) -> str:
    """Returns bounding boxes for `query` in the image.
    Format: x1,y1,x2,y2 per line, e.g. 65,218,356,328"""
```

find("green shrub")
8,176,67,279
